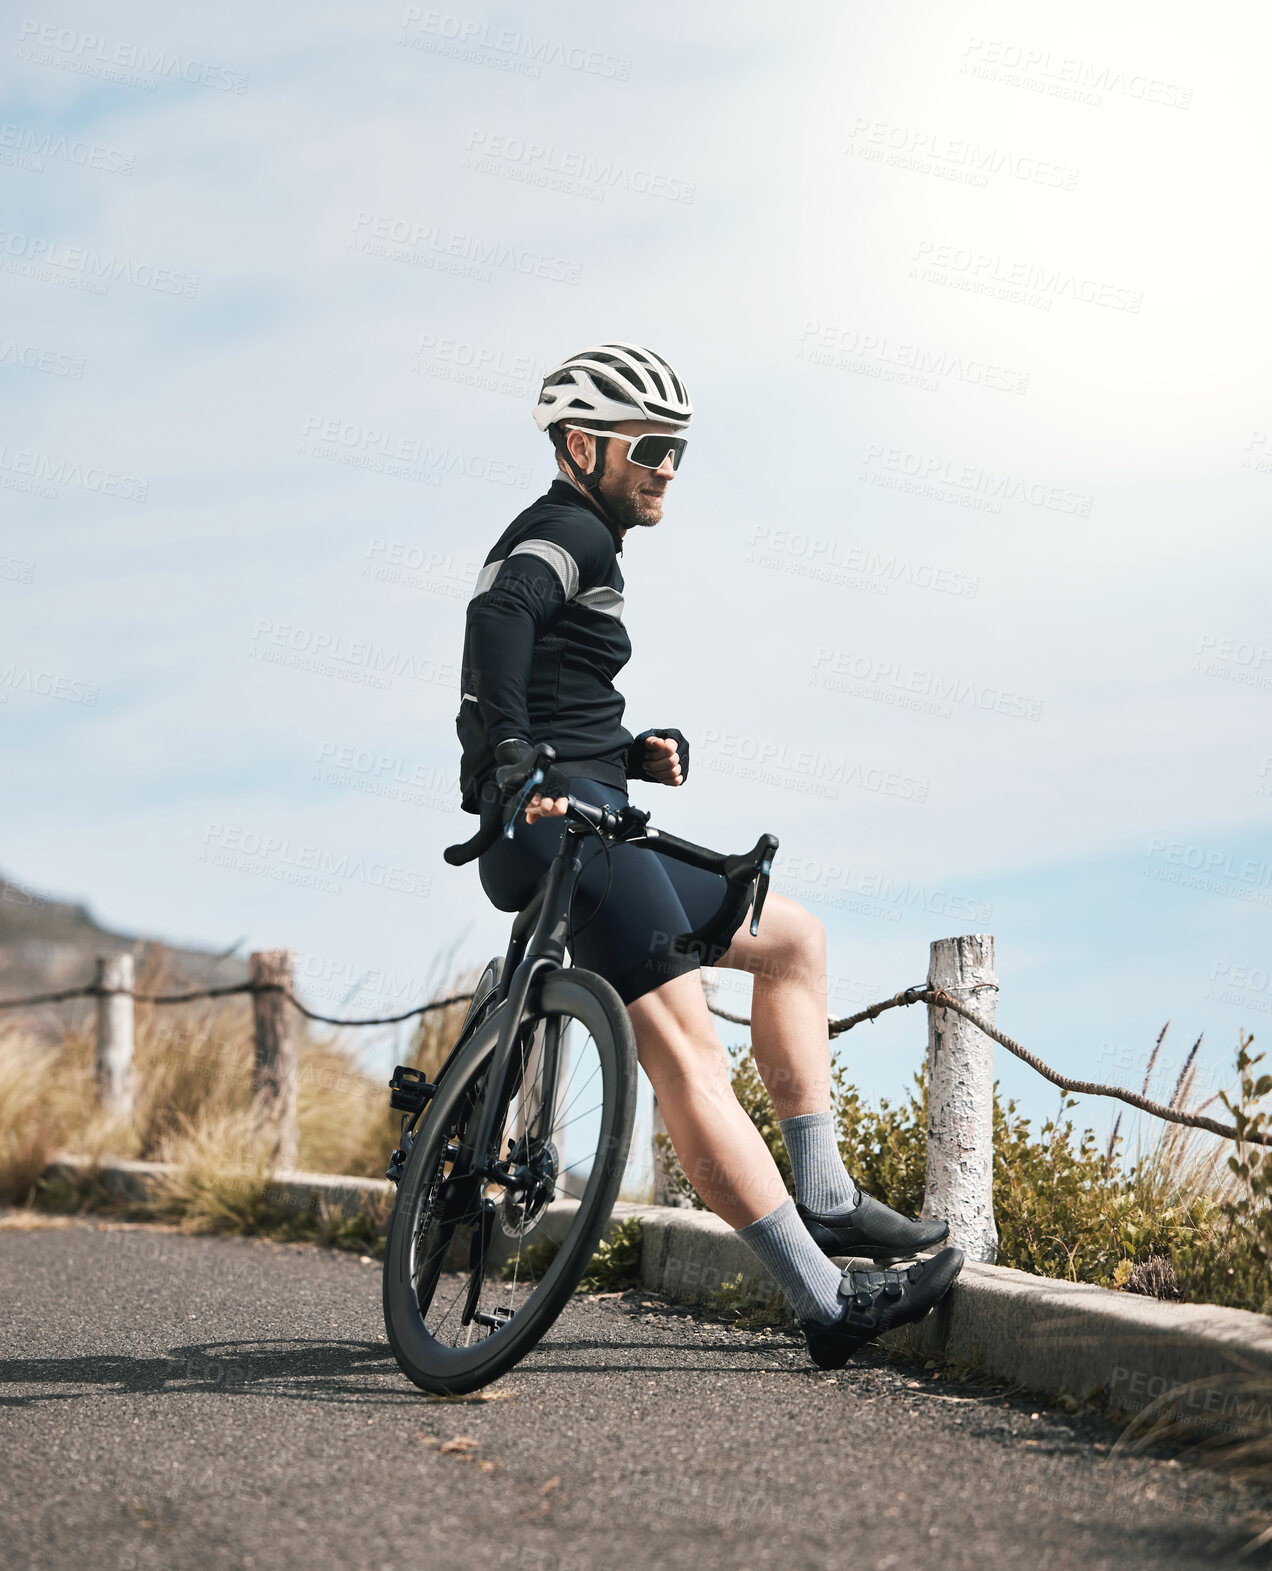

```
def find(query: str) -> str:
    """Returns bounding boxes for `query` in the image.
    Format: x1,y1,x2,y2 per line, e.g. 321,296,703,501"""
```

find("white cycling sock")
779,1110,860,1214
735,1198,844,1325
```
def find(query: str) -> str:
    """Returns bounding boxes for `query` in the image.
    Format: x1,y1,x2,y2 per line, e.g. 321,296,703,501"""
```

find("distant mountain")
0,873,248,1032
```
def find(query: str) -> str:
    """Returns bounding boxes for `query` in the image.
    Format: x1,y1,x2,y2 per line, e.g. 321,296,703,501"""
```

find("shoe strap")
838,1265,906,1303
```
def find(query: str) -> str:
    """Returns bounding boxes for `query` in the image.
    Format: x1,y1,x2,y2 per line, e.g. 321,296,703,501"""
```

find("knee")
758,899,825,983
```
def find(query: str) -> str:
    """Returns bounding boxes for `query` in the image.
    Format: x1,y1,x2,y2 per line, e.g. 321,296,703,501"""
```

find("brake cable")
566,811,615,946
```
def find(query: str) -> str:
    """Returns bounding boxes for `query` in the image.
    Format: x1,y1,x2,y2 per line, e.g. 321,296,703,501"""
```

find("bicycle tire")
383,967,637,1395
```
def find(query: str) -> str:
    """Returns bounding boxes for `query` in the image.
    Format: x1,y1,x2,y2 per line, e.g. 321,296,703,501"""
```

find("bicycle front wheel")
383,967,637,1394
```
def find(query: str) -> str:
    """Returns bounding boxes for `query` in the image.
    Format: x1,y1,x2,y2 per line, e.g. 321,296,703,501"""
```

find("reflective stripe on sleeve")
507,538,580,600
573,585,625,620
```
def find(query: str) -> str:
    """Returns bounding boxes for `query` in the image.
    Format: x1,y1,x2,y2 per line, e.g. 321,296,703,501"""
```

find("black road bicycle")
381,743,778,1394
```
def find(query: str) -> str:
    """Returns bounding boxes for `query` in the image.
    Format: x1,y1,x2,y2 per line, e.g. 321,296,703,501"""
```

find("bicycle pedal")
388,1064,435,1115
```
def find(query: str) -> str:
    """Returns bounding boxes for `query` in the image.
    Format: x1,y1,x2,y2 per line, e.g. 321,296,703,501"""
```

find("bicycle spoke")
546,1101,604,1140
550,1059,602,1134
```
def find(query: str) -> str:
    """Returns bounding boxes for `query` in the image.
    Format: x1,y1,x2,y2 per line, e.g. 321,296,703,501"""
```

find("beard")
598,471,666,529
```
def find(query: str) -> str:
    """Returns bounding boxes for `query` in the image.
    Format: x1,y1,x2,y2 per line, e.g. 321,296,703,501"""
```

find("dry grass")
0,951,483,1228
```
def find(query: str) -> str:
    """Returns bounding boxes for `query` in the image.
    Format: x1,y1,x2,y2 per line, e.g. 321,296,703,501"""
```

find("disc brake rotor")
499,1135,558,1238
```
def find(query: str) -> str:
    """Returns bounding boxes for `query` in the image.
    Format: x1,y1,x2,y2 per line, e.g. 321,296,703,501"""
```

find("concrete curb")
44,1154,393,1221
42,1157,1272,1420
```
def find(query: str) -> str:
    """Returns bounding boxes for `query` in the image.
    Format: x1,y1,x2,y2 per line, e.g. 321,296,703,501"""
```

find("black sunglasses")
565,425,688,471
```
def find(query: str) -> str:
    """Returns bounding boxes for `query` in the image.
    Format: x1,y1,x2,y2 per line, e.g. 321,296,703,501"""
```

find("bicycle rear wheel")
383,967,637,1394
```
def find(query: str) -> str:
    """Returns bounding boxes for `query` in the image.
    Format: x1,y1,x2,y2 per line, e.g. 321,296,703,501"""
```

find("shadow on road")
2,1326,806,1408
0,1338,413,1407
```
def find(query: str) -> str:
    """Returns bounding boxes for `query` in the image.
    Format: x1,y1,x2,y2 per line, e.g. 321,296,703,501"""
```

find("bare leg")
625,970,788,1228
714,892,832,1118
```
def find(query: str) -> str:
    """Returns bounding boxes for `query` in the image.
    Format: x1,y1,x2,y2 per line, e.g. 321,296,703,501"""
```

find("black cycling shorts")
477,776,750,1006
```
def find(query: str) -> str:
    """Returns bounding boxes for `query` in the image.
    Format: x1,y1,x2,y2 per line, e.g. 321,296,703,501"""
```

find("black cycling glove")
493,738,573,802
625,728,691,784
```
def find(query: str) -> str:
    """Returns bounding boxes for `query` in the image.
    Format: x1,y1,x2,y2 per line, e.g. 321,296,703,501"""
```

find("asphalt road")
1,1214,1266,1570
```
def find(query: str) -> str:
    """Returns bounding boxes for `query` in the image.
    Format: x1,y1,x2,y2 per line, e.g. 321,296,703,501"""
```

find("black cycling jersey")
458,477,635,814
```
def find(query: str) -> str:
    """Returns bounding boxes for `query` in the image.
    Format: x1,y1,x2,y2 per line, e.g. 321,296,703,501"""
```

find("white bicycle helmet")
532,342,692,432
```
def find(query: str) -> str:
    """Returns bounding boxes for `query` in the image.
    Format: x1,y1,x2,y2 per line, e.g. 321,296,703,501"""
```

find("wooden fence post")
921,934,999,1262
95,953,134,1122
250,950,297,1171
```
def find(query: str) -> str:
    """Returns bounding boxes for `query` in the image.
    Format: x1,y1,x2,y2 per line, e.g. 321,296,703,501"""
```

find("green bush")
577,1216,643,1293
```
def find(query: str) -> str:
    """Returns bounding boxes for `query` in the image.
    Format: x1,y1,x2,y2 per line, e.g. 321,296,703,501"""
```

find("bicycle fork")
446,834,585,1325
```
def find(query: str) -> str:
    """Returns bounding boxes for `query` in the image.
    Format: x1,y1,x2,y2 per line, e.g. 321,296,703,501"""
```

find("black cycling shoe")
797,1193,949,1262
801,1247,965,1370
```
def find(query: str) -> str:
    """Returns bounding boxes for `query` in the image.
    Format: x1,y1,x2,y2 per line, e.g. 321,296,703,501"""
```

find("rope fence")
1,951,1262,1149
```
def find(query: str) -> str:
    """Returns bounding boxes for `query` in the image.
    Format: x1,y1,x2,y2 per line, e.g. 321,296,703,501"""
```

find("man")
457,343,963,1367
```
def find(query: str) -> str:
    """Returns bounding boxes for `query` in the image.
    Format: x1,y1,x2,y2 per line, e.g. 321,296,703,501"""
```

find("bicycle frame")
400,790,776,1201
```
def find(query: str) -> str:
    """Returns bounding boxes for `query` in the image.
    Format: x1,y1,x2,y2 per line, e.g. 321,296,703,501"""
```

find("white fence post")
921,934,998,1263
250,949,298,1171
95,953,134,1122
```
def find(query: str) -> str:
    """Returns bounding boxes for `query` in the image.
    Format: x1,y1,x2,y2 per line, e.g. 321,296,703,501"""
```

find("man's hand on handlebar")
524,791,570,823
493,738,572,825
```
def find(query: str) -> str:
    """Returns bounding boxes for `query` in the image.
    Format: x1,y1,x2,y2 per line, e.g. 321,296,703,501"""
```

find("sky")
3,0,1270,1171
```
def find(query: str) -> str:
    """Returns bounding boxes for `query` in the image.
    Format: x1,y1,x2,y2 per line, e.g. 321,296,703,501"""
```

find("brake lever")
748,832,779,935
503,768,545,838
750,852,773,936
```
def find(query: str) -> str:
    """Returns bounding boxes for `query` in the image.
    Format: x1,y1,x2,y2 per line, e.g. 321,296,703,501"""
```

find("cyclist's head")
533,343,691,530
